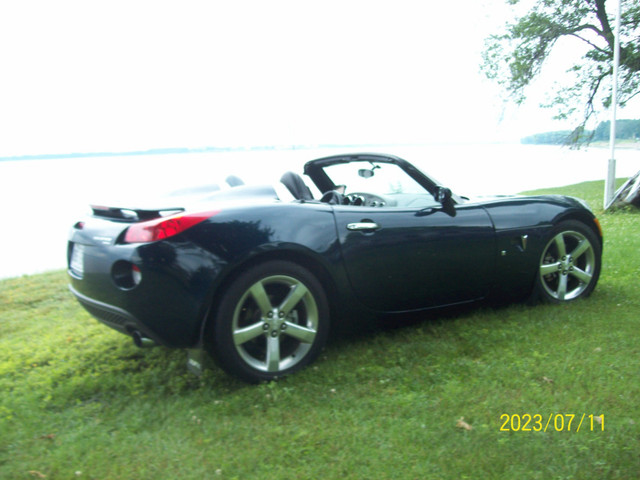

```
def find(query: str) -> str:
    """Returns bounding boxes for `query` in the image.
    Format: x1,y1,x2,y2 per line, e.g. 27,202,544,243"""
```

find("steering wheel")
320,190,344,205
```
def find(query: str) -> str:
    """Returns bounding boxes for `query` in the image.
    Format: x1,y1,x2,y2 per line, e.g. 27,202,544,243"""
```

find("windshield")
323,161,428,195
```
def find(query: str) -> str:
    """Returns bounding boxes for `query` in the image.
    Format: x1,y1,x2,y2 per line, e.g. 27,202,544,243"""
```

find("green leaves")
482,0,640,141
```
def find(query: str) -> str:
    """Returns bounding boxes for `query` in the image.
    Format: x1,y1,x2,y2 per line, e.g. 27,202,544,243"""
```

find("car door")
333,202,495,313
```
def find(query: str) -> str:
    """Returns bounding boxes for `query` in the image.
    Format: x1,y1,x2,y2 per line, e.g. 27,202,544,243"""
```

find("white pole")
605,0,622,209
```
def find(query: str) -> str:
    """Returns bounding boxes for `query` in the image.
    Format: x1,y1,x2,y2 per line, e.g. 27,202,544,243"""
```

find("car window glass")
321,161,438,208
323,162,425,194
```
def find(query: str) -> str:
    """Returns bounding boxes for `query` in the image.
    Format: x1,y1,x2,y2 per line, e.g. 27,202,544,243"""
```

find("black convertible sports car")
68,153,603,382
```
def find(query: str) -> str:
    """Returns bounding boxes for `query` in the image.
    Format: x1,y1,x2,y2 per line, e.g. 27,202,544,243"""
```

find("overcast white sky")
0,0,636,157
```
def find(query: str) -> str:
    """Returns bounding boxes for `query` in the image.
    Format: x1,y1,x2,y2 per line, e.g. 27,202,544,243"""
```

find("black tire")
533,220,602,303
208,260,330,383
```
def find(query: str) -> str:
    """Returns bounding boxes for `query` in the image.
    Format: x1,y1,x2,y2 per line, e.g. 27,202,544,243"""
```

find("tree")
482,0,640,143
593,118,640,140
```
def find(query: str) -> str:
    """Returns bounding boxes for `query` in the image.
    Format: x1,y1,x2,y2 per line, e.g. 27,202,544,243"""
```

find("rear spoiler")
90,205,184,222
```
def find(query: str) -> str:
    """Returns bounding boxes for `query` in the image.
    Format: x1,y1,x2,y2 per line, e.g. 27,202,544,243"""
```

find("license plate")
70,243,85,276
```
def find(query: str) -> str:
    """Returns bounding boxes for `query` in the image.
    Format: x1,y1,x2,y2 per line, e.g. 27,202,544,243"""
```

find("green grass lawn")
1,180,639,479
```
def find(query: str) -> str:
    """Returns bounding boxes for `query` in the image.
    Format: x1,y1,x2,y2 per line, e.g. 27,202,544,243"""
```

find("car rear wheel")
209,260,330,383
535,220,601,303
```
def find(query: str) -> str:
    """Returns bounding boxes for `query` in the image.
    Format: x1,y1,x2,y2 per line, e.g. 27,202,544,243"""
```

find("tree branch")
593,0,615,49
567,32,608,53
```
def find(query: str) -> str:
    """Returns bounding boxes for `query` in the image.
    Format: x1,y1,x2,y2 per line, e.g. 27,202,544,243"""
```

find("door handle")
347,222,380,231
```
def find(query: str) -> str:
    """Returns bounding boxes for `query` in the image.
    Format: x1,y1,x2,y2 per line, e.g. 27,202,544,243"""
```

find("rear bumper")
66,231,222,348
70,284,166,345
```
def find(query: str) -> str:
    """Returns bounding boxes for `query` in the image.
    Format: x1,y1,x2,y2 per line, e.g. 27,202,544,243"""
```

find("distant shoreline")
2,140,638,162
0,145,314,162
0,143,405,162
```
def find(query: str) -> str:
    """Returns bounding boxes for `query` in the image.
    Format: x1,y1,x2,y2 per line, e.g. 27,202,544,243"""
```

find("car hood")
468,193,594,212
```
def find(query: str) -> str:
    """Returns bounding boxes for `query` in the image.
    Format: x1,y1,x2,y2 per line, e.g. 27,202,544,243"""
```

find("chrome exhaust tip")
132,330,156,348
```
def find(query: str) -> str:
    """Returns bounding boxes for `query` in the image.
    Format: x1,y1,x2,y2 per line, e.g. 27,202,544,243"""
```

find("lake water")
1,143,638,279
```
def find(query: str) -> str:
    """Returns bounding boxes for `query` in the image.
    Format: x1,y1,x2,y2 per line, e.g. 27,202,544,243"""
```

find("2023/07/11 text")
500,414,604,432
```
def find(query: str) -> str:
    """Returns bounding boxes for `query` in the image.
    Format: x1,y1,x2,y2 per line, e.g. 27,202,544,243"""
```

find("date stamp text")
500,414,604,432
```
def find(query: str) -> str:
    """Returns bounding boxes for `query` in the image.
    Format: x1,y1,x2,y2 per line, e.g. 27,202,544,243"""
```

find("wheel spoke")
283,322,317,343
233,321,265,346
249,281,273,316
570,239,591,260
570,267,592,285
540,262,561,276
278,283,309,316
557,274,568,300
266,335,280,372
554,233,567,258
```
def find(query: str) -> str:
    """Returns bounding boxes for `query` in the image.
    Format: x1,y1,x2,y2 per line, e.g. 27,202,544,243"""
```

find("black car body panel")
69,200,350,348
483,195,601,294
67,153,602,379
333,202,495,311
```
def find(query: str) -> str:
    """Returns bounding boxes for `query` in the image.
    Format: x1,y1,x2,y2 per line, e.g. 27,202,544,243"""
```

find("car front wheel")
209,260,330,383
535,220,602,303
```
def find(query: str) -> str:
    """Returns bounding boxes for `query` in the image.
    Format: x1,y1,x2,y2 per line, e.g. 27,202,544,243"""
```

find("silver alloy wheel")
231,274,319,373
539,229,596,301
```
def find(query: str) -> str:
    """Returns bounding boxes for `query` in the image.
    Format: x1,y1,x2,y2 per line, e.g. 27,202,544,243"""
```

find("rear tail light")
123,210,220,244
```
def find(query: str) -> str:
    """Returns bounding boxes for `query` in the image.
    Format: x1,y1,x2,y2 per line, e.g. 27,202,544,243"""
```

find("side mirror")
435,186,452,204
